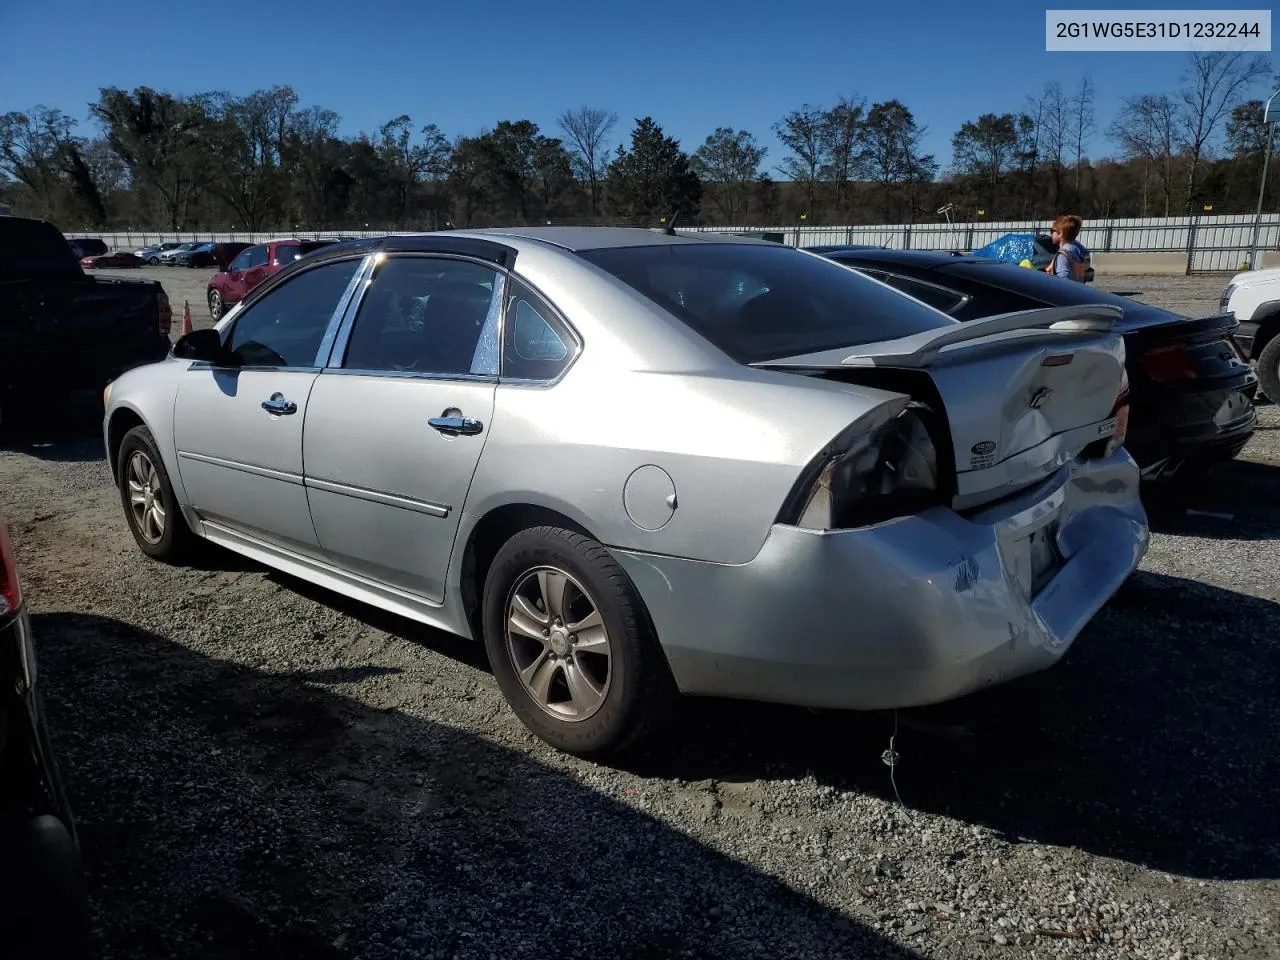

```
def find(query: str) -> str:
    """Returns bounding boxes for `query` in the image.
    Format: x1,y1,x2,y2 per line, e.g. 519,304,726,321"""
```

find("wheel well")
106,408,146,482
1252,307,1280,358
458,504,594,638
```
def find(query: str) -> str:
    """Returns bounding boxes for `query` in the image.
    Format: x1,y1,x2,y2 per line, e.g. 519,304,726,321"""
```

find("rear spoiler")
751,304,1123,370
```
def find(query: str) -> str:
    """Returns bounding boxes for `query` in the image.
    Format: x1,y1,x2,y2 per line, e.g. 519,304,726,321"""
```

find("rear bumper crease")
616,450,1148,711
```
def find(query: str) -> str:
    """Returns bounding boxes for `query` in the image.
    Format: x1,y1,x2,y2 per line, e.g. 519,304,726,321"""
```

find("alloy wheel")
505,566,612,721
126,451,166,544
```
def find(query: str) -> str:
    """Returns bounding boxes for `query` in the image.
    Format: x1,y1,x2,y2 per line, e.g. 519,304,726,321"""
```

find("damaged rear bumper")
614,449,1148,711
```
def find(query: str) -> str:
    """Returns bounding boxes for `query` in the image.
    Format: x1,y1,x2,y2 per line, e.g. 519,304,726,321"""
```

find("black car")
0,519,90,958
812,247,1258,480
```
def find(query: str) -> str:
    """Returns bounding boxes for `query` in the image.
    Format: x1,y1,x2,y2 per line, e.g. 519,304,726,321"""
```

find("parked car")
1219,266,1280,400
104,228,1148,758
205,239,340,320
66,237,107,260
135,241,184,264
0,517,90,958
157,242,201,265
175,242,218,268
210,241,252,270
80,250,144,269
812,246,1257,481
0,216,173,429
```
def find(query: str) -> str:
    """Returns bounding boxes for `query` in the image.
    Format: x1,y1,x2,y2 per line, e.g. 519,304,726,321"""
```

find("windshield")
578,242,955,363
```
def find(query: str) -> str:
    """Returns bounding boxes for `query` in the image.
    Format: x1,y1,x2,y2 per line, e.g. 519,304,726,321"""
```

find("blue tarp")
971,233,1044,265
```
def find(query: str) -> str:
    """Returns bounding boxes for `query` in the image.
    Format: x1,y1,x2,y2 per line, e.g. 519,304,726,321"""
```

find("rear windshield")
578,243,955,363
949,261,1133,308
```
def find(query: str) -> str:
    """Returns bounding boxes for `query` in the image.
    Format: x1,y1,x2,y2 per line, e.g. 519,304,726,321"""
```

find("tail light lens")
0,521,22,617
1105,370,1131,457
1141,344,1198,382
780,405,943,530
158,288,173,337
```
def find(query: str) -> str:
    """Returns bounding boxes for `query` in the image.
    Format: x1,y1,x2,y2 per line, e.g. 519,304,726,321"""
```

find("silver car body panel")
613,448,1147,708
103,227,1149,712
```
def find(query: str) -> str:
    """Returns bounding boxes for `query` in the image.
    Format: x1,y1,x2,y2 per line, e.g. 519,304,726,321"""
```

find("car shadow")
200,552,1280,884
0,393,107,464
616,572,1280,883
1144,458,1280,541
33,611,918,960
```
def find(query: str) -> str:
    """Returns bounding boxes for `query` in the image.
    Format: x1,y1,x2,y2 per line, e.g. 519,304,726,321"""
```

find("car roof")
455,225,776,251
813,247,978,268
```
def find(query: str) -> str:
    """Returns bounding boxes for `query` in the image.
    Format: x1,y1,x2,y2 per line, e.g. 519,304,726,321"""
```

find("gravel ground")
3,273,1279,959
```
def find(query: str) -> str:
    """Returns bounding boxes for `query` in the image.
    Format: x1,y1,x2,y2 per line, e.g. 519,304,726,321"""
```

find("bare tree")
821,94,865,221
1109,94,1178,216
691,127,766,223
772,105,829,218
1070,75,1096,202
557,106,617,216
1039,81,1068,207
1176,51,1271,210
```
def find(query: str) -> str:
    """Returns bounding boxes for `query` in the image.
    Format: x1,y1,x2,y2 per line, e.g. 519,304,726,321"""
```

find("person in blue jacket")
1046,214,1091,281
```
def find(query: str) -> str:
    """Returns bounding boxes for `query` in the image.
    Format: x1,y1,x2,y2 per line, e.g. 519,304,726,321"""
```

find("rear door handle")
428,415,483,436
261,393,298,416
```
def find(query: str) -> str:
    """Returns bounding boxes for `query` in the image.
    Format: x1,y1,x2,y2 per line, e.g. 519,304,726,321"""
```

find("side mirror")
172,328,238,366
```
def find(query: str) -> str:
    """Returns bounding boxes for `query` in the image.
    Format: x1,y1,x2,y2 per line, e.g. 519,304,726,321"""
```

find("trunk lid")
753,305,1128,509
1121,311,1254,386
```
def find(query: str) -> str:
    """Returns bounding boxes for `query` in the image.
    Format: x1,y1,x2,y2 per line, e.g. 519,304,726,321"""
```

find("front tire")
1255,336,1280,403
481,526,676,759
116,425,197,562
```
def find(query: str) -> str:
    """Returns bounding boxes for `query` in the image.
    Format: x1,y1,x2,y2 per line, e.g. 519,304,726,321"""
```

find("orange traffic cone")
181,300,193,336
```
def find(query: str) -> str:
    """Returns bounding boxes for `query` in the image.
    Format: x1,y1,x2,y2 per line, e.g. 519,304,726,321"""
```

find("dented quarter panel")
614,447,1148,710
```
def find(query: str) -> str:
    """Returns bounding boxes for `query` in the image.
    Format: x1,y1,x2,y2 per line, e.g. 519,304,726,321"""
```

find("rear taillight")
158,289,173,337
1141,344,1198,383
779,404,943,530
1105,370,1131,457
0,521,22,617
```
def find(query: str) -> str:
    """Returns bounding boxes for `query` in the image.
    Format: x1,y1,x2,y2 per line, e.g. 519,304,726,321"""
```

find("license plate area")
1007,520,1063,598
1213,391,1251,429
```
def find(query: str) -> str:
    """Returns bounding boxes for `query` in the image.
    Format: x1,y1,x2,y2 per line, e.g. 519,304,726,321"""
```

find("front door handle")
261,393,298,416
428,415,483,436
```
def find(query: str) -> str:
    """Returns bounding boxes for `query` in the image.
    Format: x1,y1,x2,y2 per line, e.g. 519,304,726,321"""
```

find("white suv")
1220,267,1280,400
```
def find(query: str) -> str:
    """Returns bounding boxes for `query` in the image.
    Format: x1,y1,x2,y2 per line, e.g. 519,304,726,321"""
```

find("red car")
205,238,340,320
80,251,144,269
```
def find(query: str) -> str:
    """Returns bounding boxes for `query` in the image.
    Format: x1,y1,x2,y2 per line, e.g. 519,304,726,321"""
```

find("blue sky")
1,0,1275,172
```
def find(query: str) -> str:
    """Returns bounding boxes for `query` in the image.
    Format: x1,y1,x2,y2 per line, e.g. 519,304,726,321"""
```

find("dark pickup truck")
1,217,172,427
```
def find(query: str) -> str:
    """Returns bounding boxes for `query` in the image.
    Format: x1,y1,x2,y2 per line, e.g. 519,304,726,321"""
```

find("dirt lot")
4,271,1279,959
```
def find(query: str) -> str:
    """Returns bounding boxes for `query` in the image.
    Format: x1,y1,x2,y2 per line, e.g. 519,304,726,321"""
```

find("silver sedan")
102,228,1149,758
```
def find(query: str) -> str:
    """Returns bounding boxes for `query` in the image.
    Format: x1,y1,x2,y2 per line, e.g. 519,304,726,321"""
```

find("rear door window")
340,256,503,377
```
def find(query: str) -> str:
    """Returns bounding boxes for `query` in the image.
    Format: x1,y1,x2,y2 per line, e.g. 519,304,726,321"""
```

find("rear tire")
1256,336,1280,403
116,425,197,563
208,289,224,321
481,526,677,759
